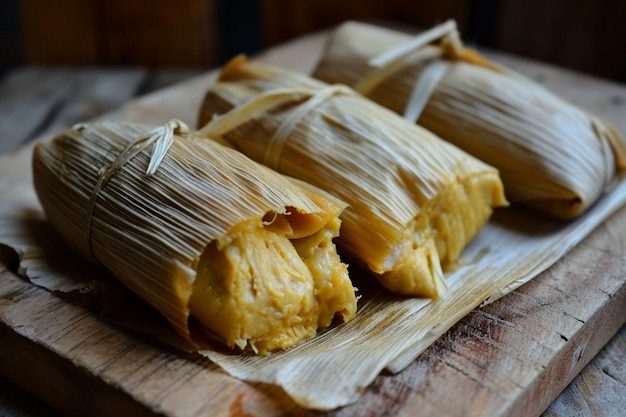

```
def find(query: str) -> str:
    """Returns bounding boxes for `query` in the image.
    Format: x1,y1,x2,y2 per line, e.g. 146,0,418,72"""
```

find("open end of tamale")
32,121,357,355
190,213,353,354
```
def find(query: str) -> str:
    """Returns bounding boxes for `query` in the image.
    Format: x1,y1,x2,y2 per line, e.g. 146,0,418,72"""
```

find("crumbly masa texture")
189,212,355,355
381,170,503,296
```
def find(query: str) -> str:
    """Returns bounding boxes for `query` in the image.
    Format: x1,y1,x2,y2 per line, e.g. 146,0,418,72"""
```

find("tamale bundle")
197,56,507,298
32,120,357,354
313,20,626,219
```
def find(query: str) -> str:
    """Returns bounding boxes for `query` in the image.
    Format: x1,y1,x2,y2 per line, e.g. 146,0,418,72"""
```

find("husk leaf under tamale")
312,20,626,219
197,55,507,298
31,120,357,354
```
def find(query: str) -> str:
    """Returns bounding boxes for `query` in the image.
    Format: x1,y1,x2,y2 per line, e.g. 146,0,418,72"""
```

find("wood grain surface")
0,30,625,416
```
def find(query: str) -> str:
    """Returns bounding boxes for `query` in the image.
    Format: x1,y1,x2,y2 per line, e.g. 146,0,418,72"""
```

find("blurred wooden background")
1,0,625,81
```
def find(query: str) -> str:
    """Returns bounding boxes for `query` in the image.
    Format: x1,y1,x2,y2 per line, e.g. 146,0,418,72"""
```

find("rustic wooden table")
0,32,625,416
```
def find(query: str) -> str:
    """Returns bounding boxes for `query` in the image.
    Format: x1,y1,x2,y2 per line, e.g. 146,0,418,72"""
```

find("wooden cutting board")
1,31,625,417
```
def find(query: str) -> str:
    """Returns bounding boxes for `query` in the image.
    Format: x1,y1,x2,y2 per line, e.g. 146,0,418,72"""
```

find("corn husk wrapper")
313,20,626,219
31,120,357,354
197,56,507,298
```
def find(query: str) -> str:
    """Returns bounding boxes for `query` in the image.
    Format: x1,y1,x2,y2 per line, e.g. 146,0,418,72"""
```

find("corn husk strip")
403,60,450,123
267,85,352,170
313,21,626,219
32,121,354,350
83,119,187,256
199,84,352,171
369,20,459,68
355,19,461,95
199,88,313,136
198,56,506,297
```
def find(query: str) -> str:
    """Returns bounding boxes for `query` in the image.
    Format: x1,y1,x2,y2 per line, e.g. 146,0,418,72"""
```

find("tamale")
197,56,507,298
32,120,357,354
312,21,626,219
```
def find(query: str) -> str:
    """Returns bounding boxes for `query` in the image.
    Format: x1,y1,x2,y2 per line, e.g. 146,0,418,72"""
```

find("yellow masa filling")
381,171,505,297
188,212,356,354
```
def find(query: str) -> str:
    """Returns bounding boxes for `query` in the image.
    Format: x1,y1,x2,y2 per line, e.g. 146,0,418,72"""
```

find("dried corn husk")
313,20,626,219
197,56,507,298
32,120,357,354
